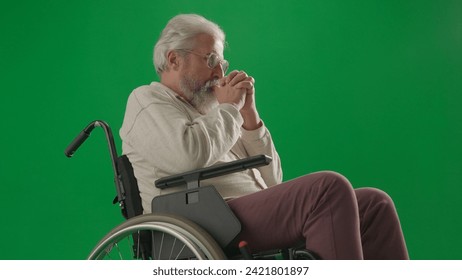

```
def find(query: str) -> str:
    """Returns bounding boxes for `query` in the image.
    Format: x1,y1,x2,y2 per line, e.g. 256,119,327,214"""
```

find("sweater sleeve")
120,87,244,174
240,123,283,187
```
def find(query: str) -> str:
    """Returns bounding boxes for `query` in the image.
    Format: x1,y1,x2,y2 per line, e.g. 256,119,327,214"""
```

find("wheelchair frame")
65,120,318,260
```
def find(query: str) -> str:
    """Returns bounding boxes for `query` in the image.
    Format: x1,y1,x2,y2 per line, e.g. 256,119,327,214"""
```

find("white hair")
153,14,226,75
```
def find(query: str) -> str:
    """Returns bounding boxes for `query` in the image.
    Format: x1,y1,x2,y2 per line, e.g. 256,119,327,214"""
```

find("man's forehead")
194,33,224,56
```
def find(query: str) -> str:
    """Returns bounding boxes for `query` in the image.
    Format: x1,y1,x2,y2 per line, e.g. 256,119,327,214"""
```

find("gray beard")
179,77,219,115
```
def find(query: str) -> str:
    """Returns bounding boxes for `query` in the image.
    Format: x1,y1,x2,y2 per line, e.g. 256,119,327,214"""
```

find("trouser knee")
356,187,394,204
294,171,357,207
355,187,397,215
316,171,356,199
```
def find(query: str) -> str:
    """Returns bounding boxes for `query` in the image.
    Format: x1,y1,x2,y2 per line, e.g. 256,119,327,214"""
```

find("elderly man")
120,14,408,259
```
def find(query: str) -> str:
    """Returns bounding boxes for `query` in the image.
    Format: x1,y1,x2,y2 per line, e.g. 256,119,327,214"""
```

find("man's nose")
212,64,225,79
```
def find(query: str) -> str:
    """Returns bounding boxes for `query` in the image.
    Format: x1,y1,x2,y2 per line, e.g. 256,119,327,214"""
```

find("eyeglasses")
178,49,229,74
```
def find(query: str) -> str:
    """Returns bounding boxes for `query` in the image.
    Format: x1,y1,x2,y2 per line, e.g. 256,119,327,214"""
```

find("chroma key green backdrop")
1,0,461,259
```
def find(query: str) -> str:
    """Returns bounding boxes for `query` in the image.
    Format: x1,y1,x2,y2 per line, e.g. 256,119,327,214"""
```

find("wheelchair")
65,120,318,260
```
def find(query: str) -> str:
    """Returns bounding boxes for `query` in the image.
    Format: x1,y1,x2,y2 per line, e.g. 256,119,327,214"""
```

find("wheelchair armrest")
155,154,272,190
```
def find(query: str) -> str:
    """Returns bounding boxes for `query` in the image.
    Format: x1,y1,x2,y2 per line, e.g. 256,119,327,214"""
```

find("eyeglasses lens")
208,54,228,74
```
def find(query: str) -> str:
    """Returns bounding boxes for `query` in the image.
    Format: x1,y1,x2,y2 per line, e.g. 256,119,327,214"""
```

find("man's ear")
167,50,180,71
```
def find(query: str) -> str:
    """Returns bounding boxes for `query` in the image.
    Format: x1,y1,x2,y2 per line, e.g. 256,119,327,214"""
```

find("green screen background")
1,0,461,259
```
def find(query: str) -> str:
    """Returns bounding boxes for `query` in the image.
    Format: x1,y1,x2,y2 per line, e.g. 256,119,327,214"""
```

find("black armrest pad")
155,154,272,189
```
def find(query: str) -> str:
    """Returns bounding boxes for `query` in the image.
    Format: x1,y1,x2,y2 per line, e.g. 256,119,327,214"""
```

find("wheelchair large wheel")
88,214,226,260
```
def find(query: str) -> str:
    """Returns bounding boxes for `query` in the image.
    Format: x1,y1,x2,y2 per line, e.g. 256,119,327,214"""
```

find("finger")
235,80,254,90
228,72,249,86
225,70,240,84
233,76,254,88
243,76,255,85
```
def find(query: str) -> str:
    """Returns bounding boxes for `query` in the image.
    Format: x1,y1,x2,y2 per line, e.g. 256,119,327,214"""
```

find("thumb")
218,77,227,87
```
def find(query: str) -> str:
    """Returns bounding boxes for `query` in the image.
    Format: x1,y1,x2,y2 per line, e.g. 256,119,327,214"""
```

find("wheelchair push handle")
64,119,119,167
64,120,116,157
64,120,129,216
64,123,95,157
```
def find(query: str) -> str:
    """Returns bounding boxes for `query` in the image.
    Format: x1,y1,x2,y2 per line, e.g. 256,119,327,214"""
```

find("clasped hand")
213,70,255,111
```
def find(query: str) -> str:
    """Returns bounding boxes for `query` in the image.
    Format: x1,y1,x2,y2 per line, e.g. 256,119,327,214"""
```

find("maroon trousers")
227,171,409,259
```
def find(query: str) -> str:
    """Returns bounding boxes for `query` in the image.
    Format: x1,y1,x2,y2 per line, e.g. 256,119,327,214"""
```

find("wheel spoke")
114,242,123,260
158,233,165,259
152,231,157,260
136,232,141,259
169,238,177,260
175,244,187,260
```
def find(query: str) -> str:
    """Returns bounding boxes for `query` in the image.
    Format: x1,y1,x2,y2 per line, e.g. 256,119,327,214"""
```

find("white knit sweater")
120,82,282,213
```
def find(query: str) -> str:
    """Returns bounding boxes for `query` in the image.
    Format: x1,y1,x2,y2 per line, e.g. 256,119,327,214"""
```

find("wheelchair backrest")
116,155,143,219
